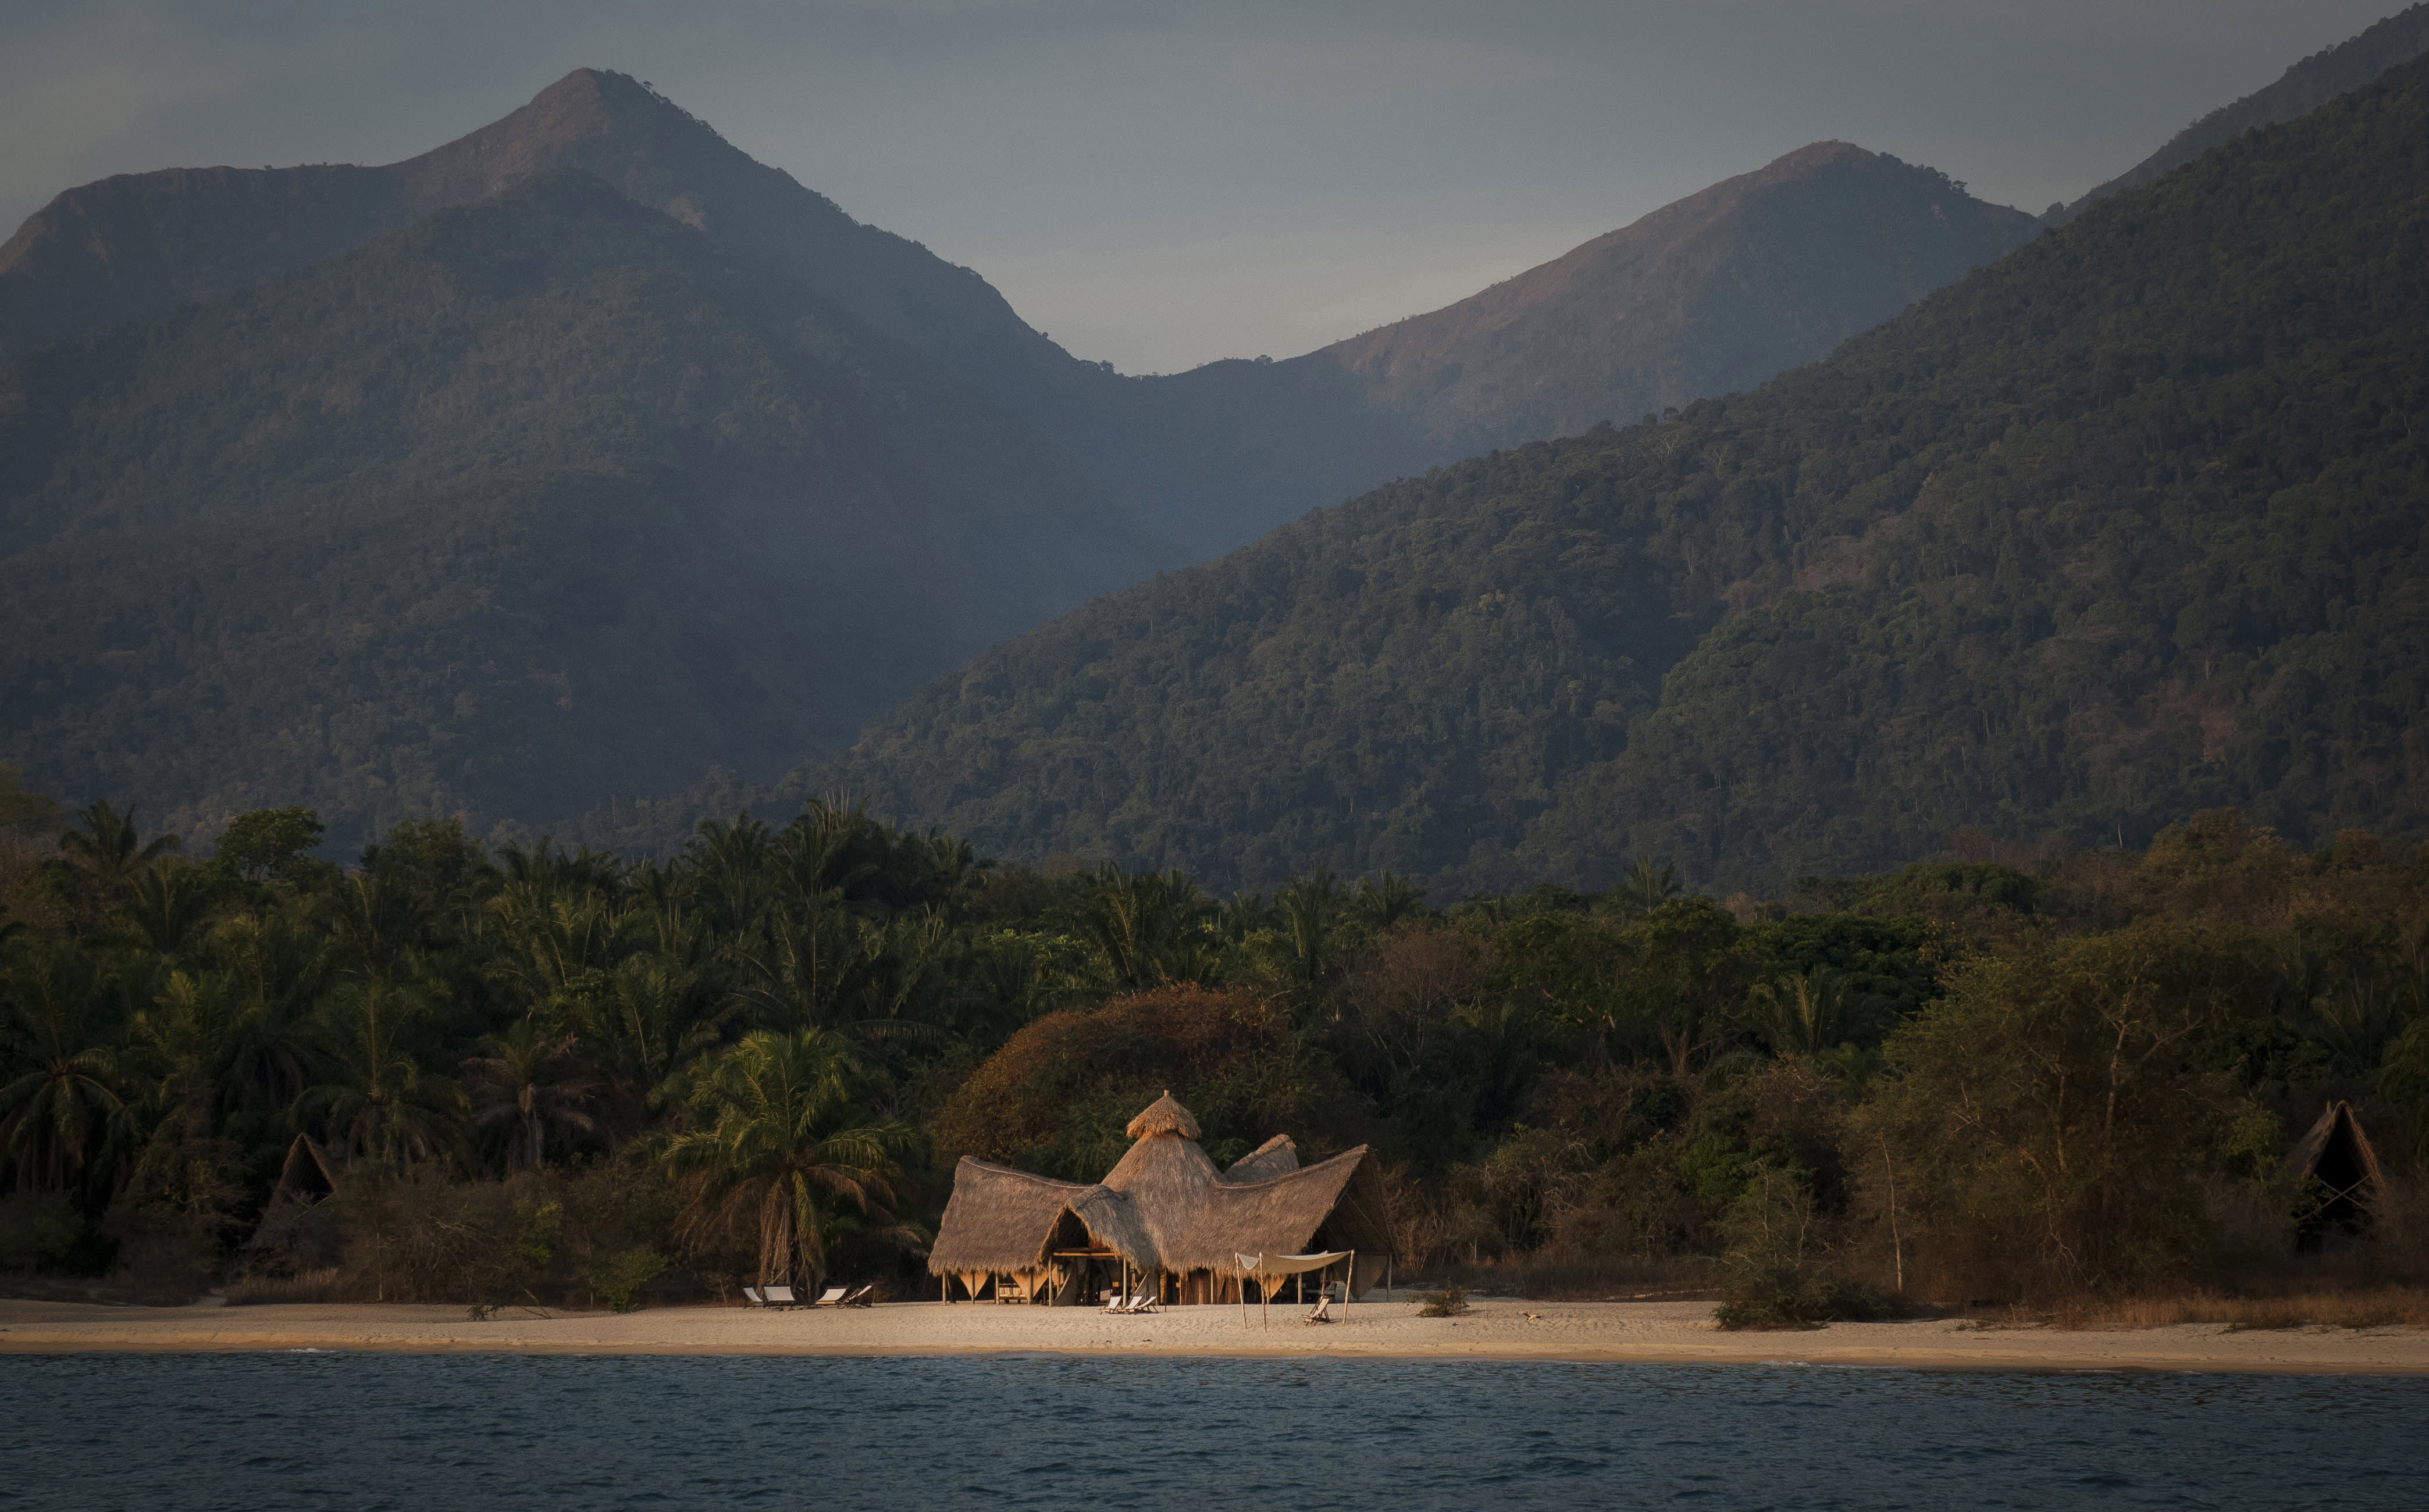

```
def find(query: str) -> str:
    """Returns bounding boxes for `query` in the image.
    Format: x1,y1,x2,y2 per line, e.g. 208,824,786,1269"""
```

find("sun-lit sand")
5,1295,2426,1372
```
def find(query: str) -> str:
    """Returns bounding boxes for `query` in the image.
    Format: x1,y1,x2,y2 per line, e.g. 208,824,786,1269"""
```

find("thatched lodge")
928,1093,1391,1304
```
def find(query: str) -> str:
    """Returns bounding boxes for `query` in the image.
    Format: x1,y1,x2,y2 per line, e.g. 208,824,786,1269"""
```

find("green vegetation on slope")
815,52,2429,897
0,170,1161,852
4,778,2424,1310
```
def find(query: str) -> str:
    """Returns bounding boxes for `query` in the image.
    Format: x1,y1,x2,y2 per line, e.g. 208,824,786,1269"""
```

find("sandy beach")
4,1295,2425,1374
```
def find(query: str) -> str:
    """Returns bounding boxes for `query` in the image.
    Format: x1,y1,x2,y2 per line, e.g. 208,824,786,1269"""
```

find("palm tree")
1614,857,1682,923
1071,866,1216,991
117,864,218,960
664,1029,915,1292
1745,969,1868,1058
0,942,129,1191
328,872,433,982
207,912,330,1115
294,982,466,1168
464,1019,601,1170
1274,868,1347,987
1352,873,1427,932
59,801,181,911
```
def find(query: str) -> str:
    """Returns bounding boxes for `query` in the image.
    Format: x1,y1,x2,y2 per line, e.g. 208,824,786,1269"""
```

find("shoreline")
5,1298,2427,1375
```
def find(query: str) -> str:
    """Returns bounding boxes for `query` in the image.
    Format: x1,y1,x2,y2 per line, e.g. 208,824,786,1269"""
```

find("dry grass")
225,1269,357,1306
1982,1287,2429,1332
1434,1249,1714,1301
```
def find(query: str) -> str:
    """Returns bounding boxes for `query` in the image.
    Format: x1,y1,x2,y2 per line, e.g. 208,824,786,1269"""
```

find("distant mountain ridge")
803,51,2429,897
0,170,1164,846
0,69,1057,401
1314,142,2036,451
0,64,2063,848
0,69,2041,563
2047,1,2429,224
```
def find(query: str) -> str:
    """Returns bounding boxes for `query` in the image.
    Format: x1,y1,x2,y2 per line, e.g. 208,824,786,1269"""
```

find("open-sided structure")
928,1093,1391,1304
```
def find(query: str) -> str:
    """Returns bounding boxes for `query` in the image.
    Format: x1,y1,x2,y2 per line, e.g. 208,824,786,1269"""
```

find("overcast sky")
1,1,2402,371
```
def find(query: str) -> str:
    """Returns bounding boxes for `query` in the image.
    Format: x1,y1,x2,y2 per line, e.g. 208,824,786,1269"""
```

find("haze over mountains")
1,170,1159,837
809,49,2429,897
2046,0,2429,224
0,66,2049,846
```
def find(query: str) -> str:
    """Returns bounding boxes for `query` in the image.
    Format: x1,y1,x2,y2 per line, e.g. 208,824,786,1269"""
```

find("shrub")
1415,1283,1472,1317
583,1246,667,1313
0,1192,79,1272
1715,1276,1892,1330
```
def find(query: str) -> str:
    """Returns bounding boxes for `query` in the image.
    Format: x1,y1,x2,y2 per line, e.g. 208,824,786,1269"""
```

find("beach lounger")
842,1285,875,1307
763,1286,800,1310
808,1286,850,1307
743,1286,765,1308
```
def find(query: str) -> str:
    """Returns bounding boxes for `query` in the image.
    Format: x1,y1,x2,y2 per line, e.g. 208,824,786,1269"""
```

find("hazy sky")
0,1,2402,371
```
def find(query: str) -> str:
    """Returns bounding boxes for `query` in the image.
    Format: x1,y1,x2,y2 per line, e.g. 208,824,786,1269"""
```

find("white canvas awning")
1235,1250,1350,1276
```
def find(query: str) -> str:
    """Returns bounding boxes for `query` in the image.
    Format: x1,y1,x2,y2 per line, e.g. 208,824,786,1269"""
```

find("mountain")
1105,143,2036,556
1,70,2037,563
0,69,1062,405
807,52,2429,898
0,171,1164,847
2046,1,2429,224
1311,143,2037,454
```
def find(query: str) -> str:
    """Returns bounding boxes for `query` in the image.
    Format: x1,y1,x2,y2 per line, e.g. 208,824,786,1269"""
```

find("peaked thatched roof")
929,1096,1388,1286
269,1133,341,1206
1221,1134,1299,1184
1127,1092,1201,1140
2284,1100,2387,1195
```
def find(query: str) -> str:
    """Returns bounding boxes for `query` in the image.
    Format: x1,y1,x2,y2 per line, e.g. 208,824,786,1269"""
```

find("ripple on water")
3,1353,2427,1509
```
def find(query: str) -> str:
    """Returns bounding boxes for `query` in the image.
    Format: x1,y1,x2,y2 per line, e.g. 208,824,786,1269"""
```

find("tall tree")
664,1029,915,1290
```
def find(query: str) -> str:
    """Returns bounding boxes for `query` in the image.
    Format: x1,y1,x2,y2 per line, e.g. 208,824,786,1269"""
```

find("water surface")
5,1353,2424,1509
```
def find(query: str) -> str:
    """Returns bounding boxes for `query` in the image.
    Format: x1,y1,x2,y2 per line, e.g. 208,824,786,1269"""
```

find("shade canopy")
1235,1250,1352,1276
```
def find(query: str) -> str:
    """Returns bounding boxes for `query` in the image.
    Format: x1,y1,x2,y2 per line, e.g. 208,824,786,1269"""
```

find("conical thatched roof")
1126,1092,1201,1140
929,1094,1388,1294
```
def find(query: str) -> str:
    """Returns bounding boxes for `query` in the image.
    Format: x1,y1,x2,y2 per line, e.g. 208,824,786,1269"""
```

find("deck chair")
1099,1293,1132,1313
742,1286,765,1308
809,1286,850,1307
1303,1293,1335,1324
842,1285,875,1307
1127,1293,1162,1314
763,1285,800,1310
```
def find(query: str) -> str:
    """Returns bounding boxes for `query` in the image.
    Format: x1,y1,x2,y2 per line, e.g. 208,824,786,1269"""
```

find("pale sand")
4,1296,2426,1373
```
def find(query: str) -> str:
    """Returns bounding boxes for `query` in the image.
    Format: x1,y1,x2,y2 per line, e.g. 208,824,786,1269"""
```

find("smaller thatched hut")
240,1134,344,1277
929,1093,1391,1304
2284,1100,2387,1247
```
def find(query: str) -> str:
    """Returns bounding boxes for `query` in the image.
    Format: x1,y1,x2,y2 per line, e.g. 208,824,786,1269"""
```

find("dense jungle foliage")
0,168,1163,855
3,766,2423,1316
815,50,2429,900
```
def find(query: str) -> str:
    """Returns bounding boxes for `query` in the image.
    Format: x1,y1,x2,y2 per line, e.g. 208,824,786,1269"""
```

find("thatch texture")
1222,1134,1299,1183
1126,1092,1202,1140
2285,1100,2387,1193
928,1094,1390,1301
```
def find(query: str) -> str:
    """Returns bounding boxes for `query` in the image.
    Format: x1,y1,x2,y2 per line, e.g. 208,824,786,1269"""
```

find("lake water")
3,1353,2425,1509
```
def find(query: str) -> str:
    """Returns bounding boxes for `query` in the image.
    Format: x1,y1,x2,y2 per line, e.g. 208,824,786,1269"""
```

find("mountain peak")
1315,140,2034,446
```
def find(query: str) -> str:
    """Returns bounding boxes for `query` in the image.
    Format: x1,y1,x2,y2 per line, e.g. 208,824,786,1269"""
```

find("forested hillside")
0,171,1162,850
813,54,2429,898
